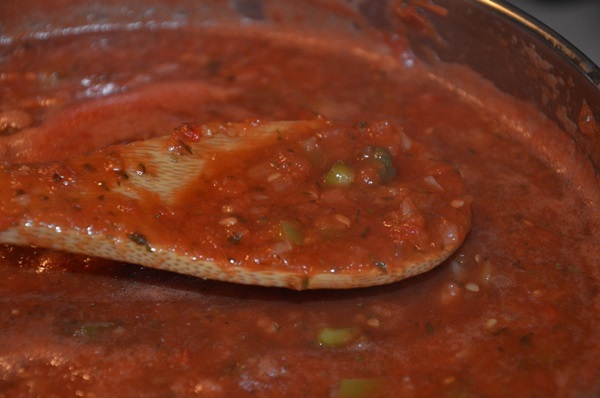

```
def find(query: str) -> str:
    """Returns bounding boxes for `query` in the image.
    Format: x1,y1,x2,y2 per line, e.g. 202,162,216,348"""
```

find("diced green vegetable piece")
372,147,393,168
361,146,396,182
280,221,304,245
317,327,356,347
73,322,117,339
337,378,383,398
373,147,396,181
325,160,355,186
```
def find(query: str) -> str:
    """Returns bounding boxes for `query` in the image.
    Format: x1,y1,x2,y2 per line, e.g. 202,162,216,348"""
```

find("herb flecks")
228,232,243,245
370,254,388,273
179,139,193,154
359,226,371,238
425,322,435,334
114,169,130,180
127,232,153,252
97,181,109,191
136,163,147,176
374,261,388,273
520,333,533,346
83,163,97,173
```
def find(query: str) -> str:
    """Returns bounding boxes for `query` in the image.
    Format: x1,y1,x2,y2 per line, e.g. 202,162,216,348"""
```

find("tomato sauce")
0,119,472,289
0,14,599,398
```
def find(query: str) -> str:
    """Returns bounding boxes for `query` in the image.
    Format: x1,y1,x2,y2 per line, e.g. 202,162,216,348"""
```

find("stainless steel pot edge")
482,0,600,88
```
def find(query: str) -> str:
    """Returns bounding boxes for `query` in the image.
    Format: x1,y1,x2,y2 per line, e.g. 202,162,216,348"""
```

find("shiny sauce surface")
1,119,472,288
0,24,599,397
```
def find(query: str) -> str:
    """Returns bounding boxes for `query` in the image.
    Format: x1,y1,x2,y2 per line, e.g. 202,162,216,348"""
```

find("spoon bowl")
0,119,471,289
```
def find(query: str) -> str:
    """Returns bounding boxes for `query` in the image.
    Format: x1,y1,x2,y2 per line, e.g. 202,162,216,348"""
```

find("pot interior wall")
2,0,598,170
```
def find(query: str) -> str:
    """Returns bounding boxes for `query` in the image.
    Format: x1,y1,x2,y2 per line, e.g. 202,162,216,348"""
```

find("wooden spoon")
0,119,471,289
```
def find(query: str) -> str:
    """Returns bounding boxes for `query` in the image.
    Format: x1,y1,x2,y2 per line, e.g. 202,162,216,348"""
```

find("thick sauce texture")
0,119,471,289
0,24,599,398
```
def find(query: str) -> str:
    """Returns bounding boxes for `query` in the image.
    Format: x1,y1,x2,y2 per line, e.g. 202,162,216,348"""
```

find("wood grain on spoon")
0,119,471,289
0,80,247,163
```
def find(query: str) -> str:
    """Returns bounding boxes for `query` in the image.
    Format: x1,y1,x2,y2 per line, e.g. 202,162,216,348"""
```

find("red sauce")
0,15,599,398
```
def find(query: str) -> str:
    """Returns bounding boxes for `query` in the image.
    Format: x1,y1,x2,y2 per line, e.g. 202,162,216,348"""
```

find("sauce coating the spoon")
0,119,471,289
